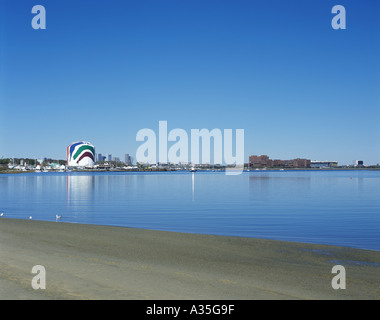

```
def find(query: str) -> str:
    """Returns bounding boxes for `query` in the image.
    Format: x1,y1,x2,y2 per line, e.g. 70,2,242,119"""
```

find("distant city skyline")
1,1,379,166
0,151,372,168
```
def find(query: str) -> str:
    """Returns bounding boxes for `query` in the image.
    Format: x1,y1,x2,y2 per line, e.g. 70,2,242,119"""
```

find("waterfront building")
310,160,338,168
249,155,311,168
249,155,273,167
355,160,364,167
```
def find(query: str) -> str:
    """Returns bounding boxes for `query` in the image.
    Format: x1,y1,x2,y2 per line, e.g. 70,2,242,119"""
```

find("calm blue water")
1,170,379,251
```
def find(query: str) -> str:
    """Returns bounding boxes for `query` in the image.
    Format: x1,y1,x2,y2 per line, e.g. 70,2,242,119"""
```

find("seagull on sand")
0,212,3,217
56,214,62,221
29,216,32,220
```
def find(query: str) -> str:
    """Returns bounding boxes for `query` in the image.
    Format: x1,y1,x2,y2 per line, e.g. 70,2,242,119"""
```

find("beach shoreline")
0,218,379,300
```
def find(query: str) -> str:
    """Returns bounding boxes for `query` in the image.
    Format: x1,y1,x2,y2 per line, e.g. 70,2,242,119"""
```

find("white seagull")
56,214,62,221
0,212,3,217
29,216,32,220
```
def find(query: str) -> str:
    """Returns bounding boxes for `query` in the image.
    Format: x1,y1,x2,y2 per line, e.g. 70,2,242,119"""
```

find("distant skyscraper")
97,153,103,162
125,153,132,165
107,154,112,161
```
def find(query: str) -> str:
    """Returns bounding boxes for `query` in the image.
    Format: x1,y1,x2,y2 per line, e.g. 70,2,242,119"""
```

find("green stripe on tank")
73,145,95,160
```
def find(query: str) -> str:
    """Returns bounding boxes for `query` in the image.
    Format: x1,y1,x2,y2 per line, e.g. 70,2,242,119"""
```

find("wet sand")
0,218,379,300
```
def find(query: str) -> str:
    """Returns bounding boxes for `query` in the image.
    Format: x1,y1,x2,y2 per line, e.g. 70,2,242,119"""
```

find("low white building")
310,160,338,168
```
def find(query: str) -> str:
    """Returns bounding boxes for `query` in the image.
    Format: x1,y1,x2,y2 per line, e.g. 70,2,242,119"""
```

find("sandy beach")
0,218,379,300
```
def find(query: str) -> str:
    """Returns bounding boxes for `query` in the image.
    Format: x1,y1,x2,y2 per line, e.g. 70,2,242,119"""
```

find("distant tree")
0,159,10,165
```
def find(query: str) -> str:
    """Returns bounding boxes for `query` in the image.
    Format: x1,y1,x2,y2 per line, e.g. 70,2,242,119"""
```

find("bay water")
1,170,379,251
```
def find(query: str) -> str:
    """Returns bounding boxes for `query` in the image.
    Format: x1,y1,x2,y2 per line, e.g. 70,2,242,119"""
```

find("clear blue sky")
1,0,379,165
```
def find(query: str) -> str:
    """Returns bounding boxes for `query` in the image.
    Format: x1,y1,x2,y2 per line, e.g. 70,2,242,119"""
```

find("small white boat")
189,167,197,172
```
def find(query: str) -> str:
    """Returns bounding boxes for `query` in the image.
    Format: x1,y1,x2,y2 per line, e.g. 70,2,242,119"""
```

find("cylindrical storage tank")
67,141,95,167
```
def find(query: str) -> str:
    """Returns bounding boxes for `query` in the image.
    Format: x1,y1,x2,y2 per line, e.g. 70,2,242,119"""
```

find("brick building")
249,155,310,168
249,155,273,167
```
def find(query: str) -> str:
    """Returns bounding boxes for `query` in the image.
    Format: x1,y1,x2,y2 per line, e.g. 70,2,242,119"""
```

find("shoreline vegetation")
0,218,379,299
